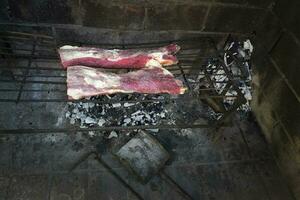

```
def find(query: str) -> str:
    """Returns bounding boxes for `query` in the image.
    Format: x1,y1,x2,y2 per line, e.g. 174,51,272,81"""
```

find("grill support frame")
0,24,249,134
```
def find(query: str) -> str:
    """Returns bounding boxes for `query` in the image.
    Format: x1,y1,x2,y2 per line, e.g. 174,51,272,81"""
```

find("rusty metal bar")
0,123,214,134
0,95,238,103
0,30,54,39
15,37,37,103
177,61,191,91
0,89,65,92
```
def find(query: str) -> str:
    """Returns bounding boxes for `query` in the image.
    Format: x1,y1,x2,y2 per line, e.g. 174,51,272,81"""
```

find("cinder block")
272,124,300,199
214,0,274,8
262,73,300,149
146,5,208,30
254,10,282,54
271,122,295,159
204,5,264,33
274,0,300,41
0,0,9,21
270,32,300,97
82,0,145,30
257,58,283,94
8,0,75,24
251,86,277,142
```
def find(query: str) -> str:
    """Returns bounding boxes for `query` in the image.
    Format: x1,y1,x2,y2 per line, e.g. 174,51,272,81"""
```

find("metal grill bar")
0,95,239,103
0,64,209,72
0,78,236,86
16,38,37,102
0,123,213,135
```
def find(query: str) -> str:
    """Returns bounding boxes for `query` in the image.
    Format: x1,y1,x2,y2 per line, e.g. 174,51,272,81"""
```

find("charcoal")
66,93,173,131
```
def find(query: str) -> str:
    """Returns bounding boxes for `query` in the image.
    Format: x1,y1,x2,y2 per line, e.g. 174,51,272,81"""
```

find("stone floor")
0,114,295,200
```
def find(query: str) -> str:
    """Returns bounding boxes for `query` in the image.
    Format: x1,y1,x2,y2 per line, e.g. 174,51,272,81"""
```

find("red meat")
67,65,186,100
59,44,180,69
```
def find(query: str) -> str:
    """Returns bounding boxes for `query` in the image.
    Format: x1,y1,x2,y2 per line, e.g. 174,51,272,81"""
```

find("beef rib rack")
59,44,180,69
67,65,186,100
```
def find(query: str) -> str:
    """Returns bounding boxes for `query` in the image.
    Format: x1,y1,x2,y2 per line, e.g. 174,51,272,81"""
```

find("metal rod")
0,87,217,93
0,89,65,92
0,71,242,79
10,74,66,78
0,30,54,39
0,79,66,85
61,37,213,49
0,78,234,85
16,38,37,103
0,94,238,103
178,61,191,90
1,39,53,46
0,35,55,44
0,123,214,134
0,66,63,71
0,46,55,52
0,52,57,59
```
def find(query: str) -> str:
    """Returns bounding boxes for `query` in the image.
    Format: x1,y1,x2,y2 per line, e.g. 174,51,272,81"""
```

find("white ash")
146,129,159,133
65,111,71,118
108,131,118,139
124,103,135,107
88,131,95,138
123,118,131,125
178,128,194,137
112,103,121,108
187,78,196,83
243,39,254,54
98,118,106,126
85,116,96,124
70,118,75,125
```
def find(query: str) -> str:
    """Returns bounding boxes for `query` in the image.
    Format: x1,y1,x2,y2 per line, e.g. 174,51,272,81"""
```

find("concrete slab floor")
0,115,295,200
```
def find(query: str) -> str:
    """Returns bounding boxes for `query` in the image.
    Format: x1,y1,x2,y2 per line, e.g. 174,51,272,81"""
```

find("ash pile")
66,94,174,133
192,38,253,118
221,39,253,110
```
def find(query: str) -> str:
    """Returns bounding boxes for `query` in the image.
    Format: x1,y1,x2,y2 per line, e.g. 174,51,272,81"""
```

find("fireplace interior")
0,0,299,200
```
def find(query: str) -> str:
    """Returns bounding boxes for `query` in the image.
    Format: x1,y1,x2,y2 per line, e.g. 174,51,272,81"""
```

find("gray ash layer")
66,94,171,130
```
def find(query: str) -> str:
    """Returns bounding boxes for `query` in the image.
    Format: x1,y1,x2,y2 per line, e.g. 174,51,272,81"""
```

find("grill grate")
0,24,247,134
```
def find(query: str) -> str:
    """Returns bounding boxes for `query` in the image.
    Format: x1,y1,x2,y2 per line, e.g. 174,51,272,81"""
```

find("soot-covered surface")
0,114,294,200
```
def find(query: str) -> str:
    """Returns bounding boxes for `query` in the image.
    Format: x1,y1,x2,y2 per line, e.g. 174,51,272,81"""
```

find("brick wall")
252,1,300,198
5,0,273,33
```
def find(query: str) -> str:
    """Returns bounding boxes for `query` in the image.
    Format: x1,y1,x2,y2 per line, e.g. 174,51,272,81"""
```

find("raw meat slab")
59,44,180,69
67,65,186,100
